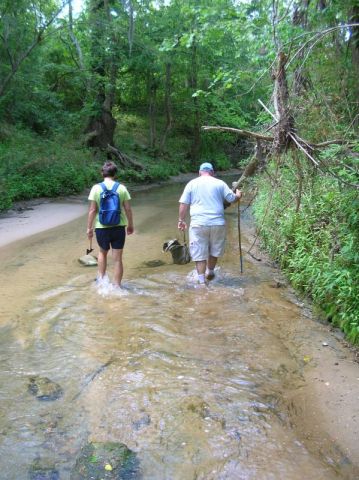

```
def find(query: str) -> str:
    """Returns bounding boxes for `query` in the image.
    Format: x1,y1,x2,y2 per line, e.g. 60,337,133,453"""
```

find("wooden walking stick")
237,198,243,274
228,181,244,274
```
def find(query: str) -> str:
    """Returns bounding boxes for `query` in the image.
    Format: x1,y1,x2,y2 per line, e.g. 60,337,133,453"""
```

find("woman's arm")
123,200,134,234
87,201,97,238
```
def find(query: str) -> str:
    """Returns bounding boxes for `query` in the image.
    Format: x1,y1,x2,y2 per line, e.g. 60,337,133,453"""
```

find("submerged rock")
71,442,140,480
132,414,151,431
180,396,211,418
142,259,166,268
78,254,98,266
29,458,59,480
28,376,63,401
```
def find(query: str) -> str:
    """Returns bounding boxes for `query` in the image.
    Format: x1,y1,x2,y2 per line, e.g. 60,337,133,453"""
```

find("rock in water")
71,442,140,480
29,458,59,480
28,376,63,401
142,259,166,268
78,254,98,266
132,414,151,431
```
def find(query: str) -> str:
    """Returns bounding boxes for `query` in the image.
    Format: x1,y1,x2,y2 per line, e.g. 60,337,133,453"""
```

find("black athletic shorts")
95,226,126,251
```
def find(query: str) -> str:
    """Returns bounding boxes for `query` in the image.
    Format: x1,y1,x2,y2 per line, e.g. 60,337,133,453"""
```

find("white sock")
206,269,215,276
197,274,206,284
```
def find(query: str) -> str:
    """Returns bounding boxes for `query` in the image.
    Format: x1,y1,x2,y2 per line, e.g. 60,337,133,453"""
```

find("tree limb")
311,139,354,148
0,1,70,97
68,0,85,70
201,126,274,141
287,23,359,68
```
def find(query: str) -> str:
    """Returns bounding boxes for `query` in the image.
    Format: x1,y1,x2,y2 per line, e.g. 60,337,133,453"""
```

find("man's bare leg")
195,260,207,284
112,249,124,287
206,255,218,280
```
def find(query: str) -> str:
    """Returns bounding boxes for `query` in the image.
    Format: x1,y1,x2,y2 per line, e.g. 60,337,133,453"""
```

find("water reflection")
0,182,355,479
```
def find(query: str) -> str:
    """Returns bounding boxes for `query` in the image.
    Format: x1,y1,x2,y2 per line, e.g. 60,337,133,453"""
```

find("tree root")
107,144,145,171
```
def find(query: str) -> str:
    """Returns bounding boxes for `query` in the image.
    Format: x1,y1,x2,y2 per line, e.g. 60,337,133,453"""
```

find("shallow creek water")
0,182,357,479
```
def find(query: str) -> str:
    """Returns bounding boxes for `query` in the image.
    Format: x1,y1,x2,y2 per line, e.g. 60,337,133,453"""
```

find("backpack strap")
99,182,107,192
98,181,120,192
111,181,120,192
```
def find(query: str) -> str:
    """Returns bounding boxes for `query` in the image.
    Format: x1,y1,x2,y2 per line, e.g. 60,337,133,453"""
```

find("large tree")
0,0,67,100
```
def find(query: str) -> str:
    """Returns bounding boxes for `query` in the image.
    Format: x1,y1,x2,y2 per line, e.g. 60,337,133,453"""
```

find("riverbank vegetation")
253,150,359,343
0,0,358,342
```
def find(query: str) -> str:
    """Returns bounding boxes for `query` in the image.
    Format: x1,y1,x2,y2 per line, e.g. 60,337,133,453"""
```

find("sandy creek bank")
0,175,358,479
0,174,197,249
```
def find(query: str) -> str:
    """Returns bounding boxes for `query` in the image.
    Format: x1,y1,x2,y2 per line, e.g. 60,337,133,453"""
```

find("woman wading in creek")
87,161,134,288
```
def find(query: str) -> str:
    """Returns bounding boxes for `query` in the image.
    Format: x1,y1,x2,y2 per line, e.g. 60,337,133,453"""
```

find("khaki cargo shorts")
189,225,226,261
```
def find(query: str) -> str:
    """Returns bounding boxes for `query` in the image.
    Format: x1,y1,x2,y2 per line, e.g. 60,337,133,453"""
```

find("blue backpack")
98,181,121,226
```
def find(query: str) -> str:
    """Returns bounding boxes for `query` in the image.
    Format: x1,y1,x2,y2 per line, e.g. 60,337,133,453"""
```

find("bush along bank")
252,149,359,344
0,128,175,212
0,122,237,212
0,127,99,211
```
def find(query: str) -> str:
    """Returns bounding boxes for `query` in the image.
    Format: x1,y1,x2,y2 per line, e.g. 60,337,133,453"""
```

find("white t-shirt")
179,176,236,226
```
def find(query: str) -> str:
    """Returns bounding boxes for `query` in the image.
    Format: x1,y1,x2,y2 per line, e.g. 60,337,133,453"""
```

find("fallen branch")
311,139,353,148
232,140,267,188
201,125,273,142
258,99,359,188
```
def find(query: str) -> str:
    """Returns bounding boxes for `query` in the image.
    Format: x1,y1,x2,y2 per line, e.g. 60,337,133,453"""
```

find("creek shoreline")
0,169,358,475
0,172,202,249
0,169,241,248
0,170,240,249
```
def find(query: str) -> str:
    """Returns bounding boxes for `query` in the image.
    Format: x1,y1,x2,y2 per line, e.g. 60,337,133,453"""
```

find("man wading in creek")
178,162,242,285
87,161,134,288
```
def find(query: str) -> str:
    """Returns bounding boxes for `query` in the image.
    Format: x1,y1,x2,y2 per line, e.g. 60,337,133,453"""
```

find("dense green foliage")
0,119,181,208
0,0,358,341
0,125,96,210
253,148,359,343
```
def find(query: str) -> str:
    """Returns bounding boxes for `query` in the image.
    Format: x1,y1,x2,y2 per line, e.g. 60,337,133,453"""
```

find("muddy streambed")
0,181,358,479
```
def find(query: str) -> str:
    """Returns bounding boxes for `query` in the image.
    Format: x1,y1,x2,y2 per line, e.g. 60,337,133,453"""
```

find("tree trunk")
293,0,311,27
292,0,311,95
83,0,143,170
160,62,173,152
148,73,157,151
128,0,134,57
350,4,359,71
189,38,200,162
85,0,117,150
68,0,85,71
272,52,294,153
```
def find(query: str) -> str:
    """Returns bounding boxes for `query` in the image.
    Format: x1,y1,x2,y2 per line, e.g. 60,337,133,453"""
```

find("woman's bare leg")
112,249,123,286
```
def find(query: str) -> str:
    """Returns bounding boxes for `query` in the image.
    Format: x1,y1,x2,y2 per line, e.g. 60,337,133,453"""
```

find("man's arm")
87,201,97,238
123,200,134,234
232,189,242,203
178,203,189,231
224,188,242,208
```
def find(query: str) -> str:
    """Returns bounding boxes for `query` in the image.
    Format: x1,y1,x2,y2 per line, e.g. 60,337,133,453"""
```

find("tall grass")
0,126,98,210
253,150,359,344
